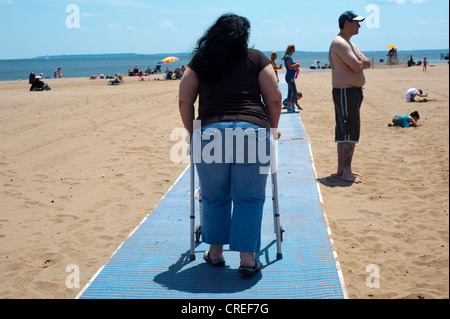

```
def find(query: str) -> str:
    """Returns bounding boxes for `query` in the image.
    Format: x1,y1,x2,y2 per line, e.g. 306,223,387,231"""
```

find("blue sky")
0,0,448,59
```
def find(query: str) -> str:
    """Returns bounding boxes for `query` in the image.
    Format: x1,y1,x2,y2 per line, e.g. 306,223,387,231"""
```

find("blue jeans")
192,121,273,253
286,76,297,103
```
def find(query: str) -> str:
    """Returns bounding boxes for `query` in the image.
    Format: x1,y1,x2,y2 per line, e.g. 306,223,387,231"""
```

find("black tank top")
188,49,272,130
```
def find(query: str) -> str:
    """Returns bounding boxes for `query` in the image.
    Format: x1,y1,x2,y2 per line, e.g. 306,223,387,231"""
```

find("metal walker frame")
188,146,283,261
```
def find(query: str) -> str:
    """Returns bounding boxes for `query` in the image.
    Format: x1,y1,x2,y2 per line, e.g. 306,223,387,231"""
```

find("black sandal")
238,262,261,276
203,251,226,267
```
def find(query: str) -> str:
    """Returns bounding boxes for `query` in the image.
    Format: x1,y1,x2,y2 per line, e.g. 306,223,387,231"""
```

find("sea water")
0,50,447,82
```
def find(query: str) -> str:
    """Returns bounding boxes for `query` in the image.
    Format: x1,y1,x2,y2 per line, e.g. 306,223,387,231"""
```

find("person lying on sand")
386,111,421,128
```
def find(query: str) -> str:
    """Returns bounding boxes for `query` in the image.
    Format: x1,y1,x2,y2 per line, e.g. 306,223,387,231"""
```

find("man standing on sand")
329,10,371,183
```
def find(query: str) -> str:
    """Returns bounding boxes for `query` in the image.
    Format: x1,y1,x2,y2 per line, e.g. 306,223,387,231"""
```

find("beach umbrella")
158,56,180,64
386,45,398,48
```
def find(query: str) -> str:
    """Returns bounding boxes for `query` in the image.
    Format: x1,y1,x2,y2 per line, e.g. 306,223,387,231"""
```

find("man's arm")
361,57,371,69
358,51,371,69
334,39,365,73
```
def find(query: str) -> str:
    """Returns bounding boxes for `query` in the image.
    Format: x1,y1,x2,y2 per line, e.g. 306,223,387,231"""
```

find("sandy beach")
0,65,448,299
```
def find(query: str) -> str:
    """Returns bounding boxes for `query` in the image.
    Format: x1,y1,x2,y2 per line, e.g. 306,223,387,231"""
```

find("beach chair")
188,145,284,262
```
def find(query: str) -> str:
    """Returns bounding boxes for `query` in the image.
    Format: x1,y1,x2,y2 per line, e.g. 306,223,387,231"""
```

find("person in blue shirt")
386,111,421,128
281,44,300,112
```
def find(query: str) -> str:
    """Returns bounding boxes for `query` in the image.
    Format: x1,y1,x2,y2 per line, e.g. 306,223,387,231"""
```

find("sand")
299,64,449,299
0,65,448,299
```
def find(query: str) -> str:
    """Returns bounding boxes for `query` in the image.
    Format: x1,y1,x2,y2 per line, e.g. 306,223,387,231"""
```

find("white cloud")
160,21,178,32
0,0,13,4
315,26,335,33
106,23,120,30
70,0,148,9
417,18,448,26
82,12,102,17
371,0,427,4
417,20,429,25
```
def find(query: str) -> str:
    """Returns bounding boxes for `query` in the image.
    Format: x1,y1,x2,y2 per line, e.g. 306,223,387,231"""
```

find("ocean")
0,50,447,82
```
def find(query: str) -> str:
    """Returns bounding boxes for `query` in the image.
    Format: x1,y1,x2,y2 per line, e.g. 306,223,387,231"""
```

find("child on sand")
406,88,428,102
423,57,428,71
386,111,421,128
282,92,303,112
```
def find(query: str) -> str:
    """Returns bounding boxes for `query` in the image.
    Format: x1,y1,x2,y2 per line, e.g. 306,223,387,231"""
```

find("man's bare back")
329,35,370,88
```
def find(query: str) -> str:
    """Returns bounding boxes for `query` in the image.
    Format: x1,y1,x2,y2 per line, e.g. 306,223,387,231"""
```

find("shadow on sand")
317,174,354,188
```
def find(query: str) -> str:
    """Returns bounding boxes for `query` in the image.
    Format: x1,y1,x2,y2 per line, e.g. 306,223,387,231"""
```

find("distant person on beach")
53,68,62,78
109,74,124,85
30,76,45,91
282,92,303,110
406,88,428,102
295,92,303,110
328,10,371,183
30,76,51,91
179,14,281,276
386,111,421,128
173,67,183,79
388,47,397,57
423,57,429,71
270,51,283,82
281,44,300,113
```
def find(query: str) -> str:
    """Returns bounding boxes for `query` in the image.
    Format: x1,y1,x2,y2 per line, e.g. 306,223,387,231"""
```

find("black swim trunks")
333,87,364,143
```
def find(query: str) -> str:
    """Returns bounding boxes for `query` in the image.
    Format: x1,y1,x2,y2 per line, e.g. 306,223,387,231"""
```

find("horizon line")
0,48,448,61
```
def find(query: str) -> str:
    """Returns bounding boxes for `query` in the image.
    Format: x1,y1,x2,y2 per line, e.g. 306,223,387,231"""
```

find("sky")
0,0,448,60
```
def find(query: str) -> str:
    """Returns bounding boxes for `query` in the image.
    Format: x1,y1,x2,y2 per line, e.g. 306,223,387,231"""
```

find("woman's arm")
286,59,300,70
258,64,282,138
178,67,199,142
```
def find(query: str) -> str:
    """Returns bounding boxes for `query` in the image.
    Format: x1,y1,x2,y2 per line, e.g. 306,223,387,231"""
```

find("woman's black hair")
189,13,251,82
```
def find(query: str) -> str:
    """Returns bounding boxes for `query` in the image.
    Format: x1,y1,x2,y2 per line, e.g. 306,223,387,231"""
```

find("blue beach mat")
77,77,346,299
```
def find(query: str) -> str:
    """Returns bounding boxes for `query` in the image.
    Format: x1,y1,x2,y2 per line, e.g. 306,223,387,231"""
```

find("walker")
188,145,284,262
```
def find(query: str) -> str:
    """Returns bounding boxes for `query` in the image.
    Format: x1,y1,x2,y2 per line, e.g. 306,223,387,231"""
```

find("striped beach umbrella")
157,56,181,64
